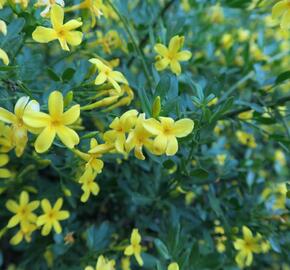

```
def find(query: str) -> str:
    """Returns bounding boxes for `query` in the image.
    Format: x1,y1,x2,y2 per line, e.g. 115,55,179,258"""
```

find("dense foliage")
0,0,289,269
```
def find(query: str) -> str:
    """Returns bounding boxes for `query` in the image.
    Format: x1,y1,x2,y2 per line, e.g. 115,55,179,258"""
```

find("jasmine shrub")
0,1,289,270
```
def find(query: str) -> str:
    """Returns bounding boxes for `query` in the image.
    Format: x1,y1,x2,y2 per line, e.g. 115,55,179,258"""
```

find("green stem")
105,0,152,88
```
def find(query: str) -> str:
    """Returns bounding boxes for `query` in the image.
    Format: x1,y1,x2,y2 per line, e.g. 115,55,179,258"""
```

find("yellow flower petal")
272,1,288,19
169,35,183,53
173,118,194,137
32,27,57,43
134,252,143,266
111,71,128,85
42,223,52,236
7,215,20,228
176,50,192,61
154,44,168,57
0,168,11,178
65,31,83,46
6,200,19,213
168,262,179,270
95,72,107,85
61,104,80,125
131,229,141,245
0,154,9,166
41,199,52,212
281,9,290,29
242,226,253,240
10,231,23,245
53,220,62,234
20,191,29,205
155,58,170,71
51,4,64,30
58,37,70,51
14,96,30,118
53,198,63,211
154,134,168,153
170,60,181,75
56,125,79,148
23,111,50,128
63,19,83,31
0,48,9,65
166,136,178,156
35,126,56,153
124,245,134,256
56,210,69,220
143,118,162,135
28,201,40,211
48,91,64,118
0,108,16,124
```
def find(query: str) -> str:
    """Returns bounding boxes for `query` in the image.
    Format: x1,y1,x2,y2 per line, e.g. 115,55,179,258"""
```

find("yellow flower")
35,0,65,17
221,33,233,50
0,123,14,153
13,0,29,8
0,0,6,8
124,228,143,266
6,191,39,228
85,255,115,270
236,131,257,148
10,223,37,245
168,262,179,270
93,30,124,54
23,91,80,153
89,58,128,92
66,0,104,27
32,4,83,51
216,154,226,166
181,0,190,12
272,0,290,30
74,138,112,202
207,97,218,106
103,110,138,153
209,3,224,23
234,226,267,268
0,19,7,35
0,154,11,178
185,191,195,205
79,168,100,203
154,35,192,75
121,257,131,270
214,225,227,253
125,113,155,160
37,198,70,236
143,117,194,156
274,149,286,166
237,28,250,42
238,110,254,120
0,96,40,157
250,43,267,61
0,48,9,65
75,138,106,174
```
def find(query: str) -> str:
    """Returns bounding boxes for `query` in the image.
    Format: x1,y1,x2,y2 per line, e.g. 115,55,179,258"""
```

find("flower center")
57,29,66,38
48,211,55,220
51,119,61,127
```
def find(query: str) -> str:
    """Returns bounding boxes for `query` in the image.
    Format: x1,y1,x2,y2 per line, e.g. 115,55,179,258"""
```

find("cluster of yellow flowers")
234,226,270,269
5,191,69,245
84,228,179,270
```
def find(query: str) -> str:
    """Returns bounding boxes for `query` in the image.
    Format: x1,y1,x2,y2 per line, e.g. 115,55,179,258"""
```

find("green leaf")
137,87,152,116
275,70,290,85
154,239,171,260
190,168,209,179
86,222,113,251
62,68,76,82
47,68,61,81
